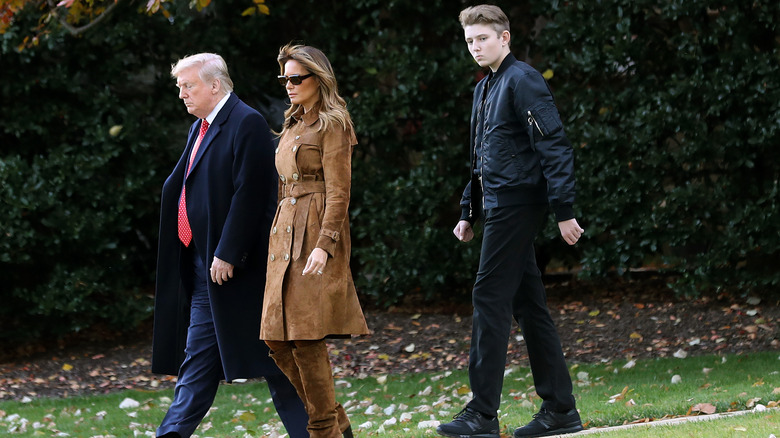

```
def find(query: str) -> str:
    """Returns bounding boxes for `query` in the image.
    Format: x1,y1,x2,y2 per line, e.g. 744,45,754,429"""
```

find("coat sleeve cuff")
460,206,478,225
316,229,340,257
552,204,575,222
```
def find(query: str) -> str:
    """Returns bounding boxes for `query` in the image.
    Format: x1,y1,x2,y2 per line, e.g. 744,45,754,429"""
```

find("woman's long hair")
277,44,354,135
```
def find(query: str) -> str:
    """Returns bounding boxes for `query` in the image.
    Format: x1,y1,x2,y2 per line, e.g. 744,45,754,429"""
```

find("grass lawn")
1,351,778,437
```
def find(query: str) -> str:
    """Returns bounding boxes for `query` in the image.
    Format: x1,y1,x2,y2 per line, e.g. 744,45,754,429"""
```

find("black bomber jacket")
460,53,576,224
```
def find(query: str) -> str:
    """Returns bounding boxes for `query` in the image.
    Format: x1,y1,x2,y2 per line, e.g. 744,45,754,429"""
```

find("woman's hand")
302,247,328,276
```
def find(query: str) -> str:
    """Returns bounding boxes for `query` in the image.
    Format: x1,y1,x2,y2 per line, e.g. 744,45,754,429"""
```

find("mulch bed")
1,277,777,401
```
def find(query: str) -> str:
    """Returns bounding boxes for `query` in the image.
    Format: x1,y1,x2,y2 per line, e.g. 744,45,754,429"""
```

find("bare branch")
46,0,124,36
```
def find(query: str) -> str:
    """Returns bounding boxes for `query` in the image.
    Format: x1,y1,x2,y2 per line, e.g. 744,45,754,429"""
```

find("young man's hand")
558,218,584,245
453,220,475,242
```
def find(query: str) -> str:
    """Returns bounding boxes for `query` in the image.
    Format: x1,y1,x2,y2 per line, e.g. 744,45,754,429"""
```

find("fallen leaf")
691,402,716,414
746,397,761,408
118,398,140,409
238,411,256,421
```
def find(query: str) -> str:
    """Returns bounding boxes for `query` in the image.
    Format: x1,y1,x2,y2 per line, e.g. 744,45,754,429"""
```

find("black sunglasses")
278,73,314,86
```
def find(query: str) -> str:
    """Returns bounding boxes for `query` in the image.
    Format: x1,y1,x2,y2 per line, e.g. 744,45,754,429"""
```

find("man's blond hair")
459,4,510,36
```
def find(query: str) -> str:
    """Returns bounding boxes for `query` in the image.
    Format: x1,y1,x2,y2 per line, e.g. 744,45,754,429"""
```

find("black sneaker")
513,408,583,437
437,407,500,438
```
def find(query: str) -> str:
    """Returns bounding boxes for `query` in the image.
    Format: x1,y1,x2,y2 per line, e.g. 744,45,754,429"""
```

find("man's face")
176,66,218,119
464,23,509,71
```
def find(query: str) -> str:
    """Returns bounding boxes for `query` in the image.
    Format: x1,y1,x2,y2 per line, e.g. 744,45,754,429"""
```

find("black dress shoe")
437,407,500,438
513,408,583,437
157,433,182,438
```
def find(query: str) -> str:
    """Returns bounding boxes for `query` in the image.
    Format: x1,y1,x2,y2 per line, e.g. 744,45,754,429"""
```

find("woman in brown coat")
261,44,369,438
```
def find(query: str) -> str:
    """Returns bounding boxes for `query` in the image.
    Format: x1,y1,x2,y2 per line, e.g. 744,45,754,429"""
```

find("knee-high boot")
292,341,351,438
269,342,352,438
268,343,306,402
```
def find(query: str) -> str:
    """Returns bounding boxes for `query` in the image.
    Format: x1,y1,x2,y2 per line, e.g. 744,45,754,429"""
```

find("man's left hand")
210,256,235,285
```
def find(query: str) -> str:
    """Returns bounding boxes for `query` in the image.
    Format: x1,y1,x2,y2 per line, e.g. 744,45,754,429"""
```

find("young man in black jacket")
437,5,585,438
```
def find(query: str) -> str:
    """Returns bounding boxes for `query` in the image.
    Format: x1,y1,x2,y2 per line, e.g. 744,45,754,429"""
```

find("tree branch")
46,0,124,36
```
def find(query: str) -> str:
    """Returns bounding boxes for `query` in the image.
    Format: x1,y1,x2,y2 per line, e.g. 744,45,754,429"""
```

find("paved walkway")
551,407,777,436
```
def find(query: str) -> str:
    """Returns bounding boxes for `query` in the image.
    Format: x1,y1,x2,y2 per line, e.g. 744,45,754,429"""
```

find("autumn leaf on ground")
691,402,716,414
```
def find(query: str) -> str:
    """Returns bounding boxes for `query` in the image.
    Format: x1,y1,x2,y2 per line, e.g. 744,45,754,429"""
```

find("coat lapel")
186,93,240,180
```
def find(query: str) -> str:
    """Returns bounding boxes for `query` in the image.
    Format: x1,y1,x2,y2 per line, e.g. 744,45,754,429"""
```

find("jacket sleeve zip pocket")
527,110,545,137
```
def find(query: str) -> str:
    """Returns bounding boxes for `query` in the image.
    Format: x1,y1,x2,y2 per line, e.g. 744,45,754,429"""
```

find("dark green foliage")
2,0,778,345
534,0,780,293
0,2,187,341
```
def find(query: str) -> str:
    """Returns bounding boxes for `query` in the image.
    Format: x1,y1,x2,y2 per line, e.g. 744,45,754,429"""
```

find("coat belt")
282,180,325,198
282,181,326,261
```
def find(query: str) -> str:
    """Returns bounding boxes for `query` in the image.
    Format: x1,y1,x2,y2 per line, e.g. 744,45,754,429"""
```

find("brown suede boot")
292,341,342,438
336,403,353,437
267,342,307,403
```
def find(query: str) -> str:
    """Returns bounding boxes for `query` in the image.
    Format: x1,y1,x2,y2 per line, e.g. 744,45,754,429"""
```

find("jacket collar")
293,103,321,127
489,52,517,81
210,92,239,128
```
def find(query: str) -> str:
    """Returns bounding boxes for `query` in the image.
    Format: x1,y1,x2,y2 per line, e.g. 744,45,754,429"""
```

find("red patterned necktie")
177,120,210,246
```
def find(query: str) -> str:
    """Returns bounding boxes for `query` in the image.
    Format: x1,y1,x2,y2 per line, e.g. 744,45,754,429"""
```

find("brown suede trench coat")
261,107,369,341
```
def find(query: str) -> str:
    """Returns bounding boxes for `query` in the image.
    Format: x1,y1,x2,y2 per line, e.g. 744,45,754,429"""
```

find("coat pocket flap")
296,133,320,145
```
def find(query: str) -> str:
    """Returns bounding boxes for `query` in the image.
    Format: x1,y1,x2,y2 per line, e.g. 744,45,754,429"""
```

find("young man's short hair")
459,4,510,35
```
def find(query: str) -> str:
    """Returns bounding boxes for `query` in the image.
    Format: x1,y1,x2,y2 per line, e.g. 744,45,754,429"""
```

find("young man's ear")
501,30,511,47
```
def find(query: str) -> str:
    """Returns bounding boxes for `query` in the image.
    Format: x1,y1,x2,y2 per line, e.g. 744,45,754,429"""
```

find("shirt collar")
204,92,231,125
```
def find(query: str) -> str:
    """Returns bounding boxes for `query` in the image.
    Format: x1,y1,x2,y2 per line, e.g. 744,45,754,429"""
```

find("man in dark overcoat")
151,52,308,438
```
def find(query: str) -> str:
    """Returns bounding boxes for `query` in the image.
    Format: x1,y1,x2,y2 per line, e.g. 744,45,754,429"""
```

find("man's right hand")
453,220,474,242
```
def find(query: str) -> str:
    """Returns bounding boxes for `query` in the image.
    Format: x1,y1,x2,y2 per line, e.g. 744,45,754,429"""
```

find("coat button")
280,175,286,182
286,226,291,233
292,172,299,181
284,253,289,261
272,227,277,234
290,198,297,205
270,254,276,261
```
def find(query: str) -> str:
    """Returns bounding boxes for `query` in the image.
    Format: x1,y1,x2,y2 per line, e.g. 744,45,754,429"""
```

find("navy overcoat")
151,93,279,381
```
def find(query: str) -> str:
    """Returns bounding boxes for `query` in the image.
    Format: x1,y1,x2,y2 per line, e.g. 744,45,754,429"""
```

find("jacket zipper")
528,111,544,137
480,81,489,211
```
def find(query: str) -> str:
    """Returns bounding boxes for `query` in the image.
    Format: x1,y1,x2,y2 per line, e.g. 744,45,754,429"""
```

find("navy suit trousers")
466,204,576,417
157,249,309,437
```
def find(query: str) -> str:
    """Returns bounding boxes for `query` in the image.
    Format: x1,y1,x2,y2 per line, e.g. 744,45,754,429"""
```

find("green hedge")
534,0,780,293
1,0,778,345
0,3,185,340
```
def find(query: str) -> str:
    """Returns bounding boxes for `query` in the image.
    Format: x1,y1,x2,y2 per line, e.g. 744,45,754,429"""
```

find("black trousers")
466,204,575,417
